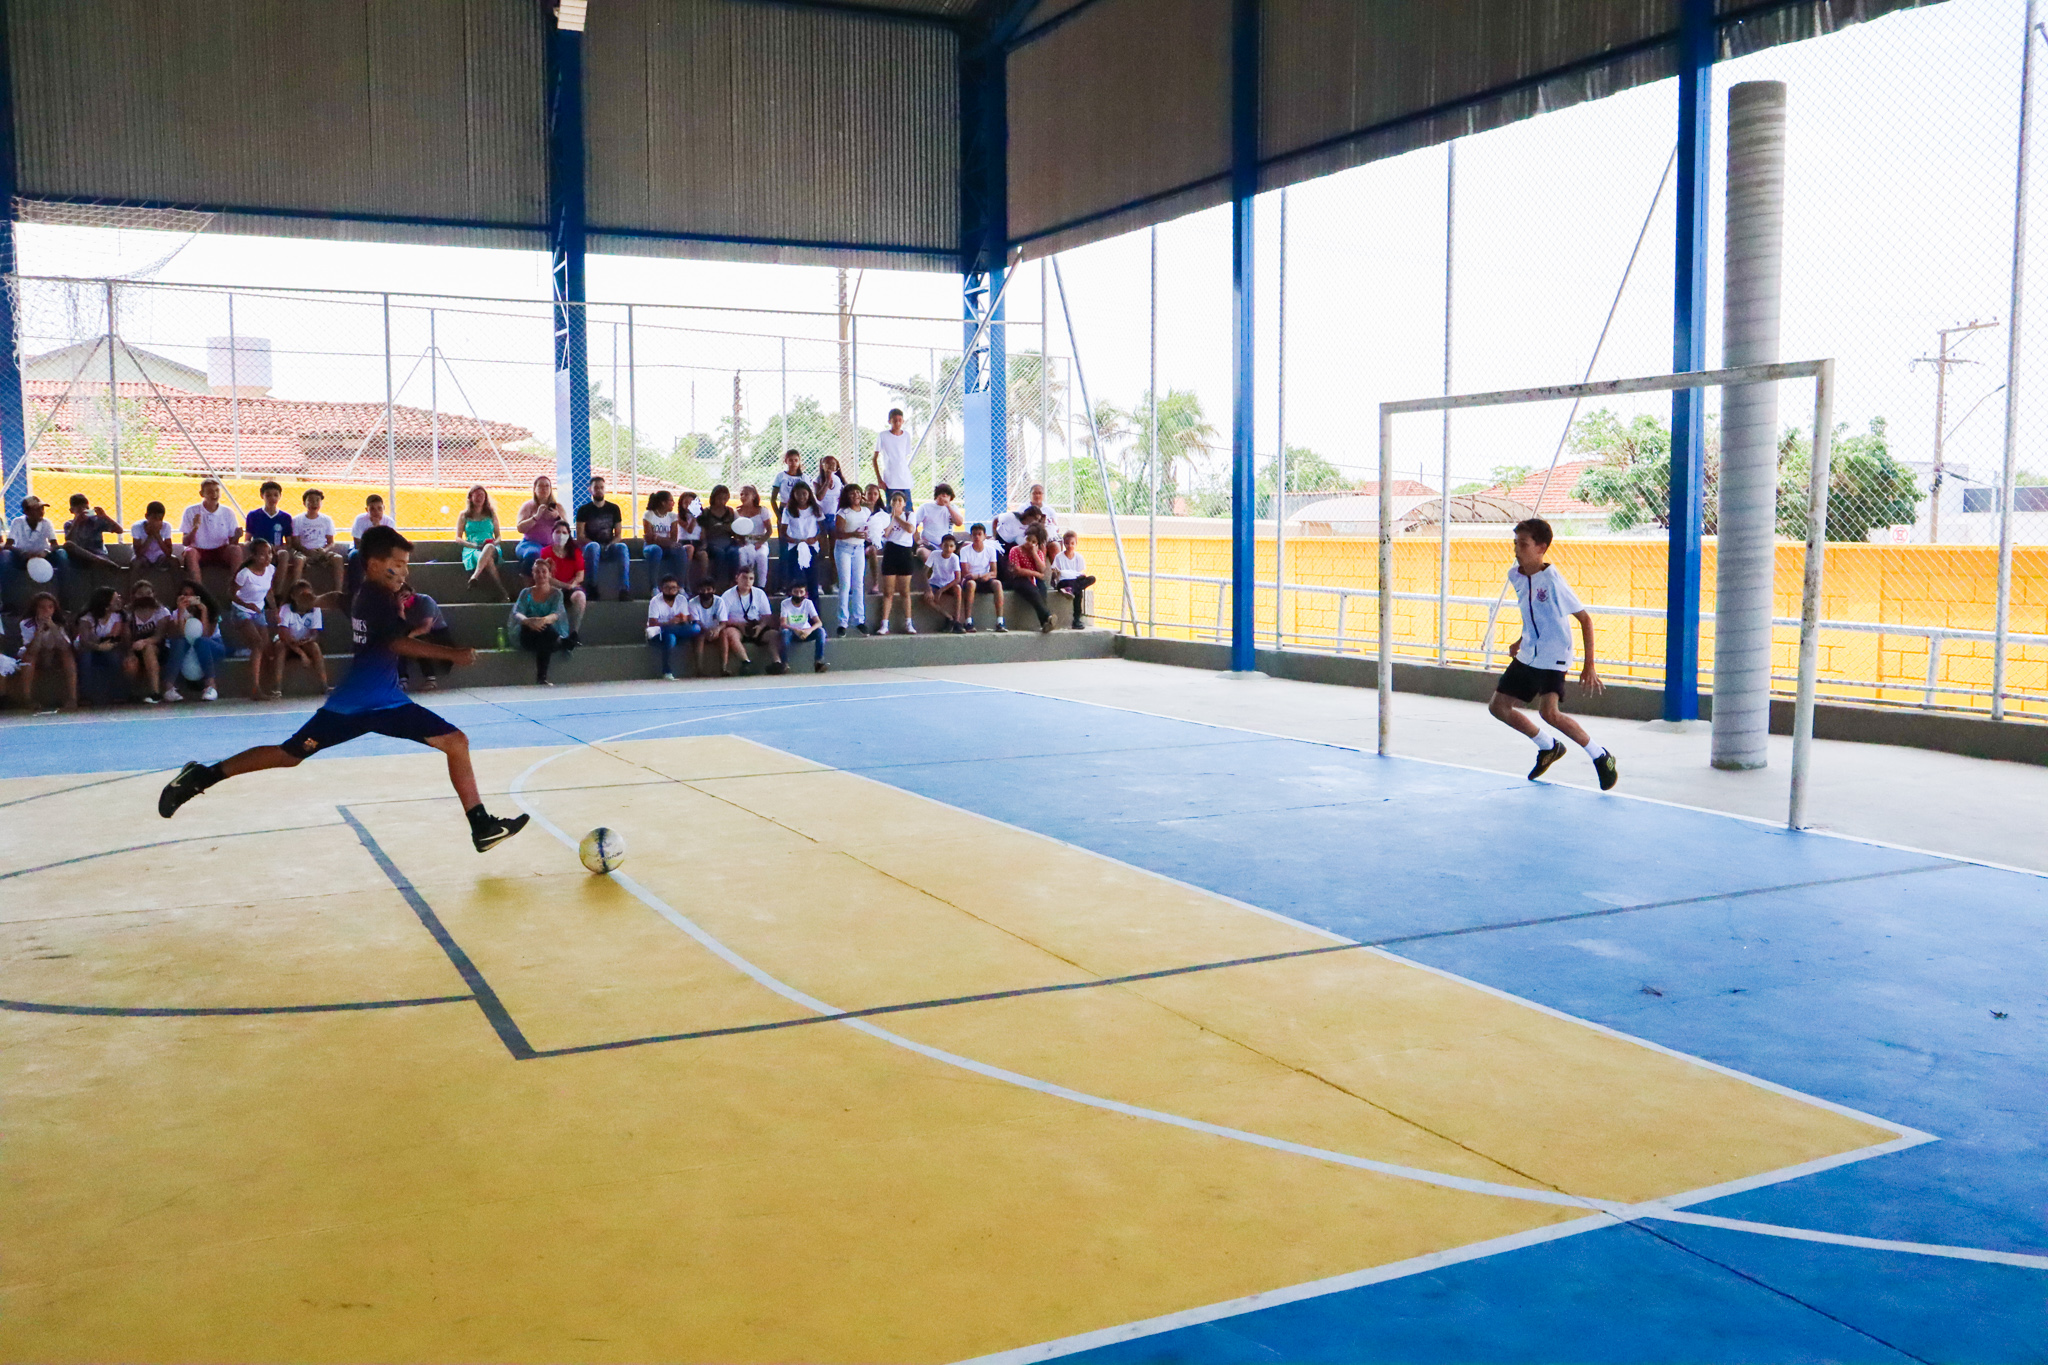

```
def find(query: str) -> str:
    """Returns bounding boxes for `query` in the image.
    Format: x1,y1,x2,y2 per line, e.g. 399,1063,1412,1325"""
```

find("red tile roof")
1479,460,1609,517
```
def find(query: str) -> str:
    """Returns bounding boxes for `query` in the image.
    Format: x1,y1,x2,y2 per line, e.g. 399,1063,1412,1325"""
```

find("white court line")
500,692,2042,1365
1644,1210,2048,1270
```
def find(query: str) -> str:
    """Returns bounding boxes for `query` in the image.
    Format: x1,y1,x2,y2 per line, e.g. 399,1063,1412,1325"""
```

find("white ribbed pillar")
1712,81,1787,770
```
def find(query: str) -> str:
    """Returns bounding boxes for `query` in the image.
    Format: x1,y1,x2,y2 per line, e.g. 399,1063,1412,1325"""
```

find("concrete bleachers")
6,539,1107,701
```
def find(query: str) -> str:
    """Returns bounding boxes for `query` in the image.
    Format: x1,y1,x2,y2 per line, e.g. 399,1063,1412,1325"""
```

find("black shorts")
881,542,916,576
281,702,459,759
1496,660,1568,703
972,577,1000,595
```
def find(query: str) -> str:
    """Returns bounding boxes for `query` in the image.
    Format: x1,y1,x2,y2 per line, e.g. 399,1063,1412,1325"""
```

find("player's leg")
158,720,325,818
1536,692,1617,789
1487,689,1540,736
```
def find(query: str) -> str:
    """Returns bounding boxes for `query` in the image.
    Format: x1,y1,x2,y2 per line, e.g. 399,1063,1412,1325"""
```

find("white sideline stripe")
1645,1210,2048,1269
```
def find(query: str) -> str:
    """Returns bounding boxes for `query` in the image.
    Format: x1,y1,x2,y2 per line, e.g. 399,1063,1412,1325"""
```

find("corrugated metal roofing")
585,0,959,270
9,0,546,241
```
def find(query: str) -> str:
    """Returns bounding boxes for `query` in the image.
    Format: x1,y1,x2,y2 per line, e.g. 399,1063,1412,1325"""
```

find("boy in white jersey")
1490,518,1616,789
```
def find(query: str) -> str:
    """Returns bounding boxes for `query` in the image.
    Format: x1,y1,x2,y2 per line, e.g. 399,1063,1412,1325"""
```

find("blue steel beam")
548,15,592,512
1229,0,1259,672
0,0,25,520
963,269,1006,518
961,2,1015,521
1667,0,1714,722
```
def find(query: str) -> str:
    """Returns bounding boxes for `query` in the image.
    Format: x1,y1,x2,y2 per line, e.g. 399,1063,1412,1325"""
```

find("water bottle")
496,625,508,651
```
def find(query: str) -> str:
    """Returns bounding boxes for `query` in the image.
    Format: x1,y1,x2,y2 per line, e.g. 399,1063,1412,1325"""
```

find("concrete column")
1712,81,1787,770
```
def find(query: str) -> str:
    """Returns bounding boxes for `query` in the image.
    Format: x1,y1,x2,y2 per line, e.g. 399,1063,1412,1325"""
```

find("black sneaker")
836,626,846,638
1594,752,1620,791
766,661,787,675
158,761,216,819
471,811,531,853
1527,743,1566,782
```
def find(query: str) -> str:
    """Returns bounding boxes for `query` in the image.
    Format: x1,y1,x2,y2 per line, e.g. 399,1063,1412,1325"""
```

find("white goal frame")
1378,360,1836,831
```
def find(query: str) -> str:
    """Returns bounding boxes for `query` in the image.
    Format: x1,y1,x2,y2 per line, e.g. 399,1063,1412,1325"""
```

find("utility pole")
1913,318,1998,542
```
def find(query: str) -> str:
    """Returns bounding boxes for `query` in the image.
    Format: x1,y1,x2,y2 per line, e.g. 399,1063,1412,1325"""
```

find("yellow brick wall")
1077,533,2048,718
30,472,539,542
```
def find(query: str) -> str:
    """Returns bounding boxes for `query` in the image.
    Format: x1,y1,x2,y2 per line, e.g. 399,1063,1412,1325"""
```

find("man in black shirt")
576,474,632,601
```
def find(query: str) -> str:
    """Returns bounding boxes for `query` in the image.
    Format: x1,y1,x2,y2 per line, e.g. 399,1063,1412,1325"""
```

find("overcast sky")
17,0,2032,503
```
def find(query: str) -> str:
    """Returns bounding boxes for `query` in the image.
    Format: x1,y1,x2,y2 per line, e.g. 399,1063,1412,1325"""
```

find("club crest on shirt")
1535,588,1550,602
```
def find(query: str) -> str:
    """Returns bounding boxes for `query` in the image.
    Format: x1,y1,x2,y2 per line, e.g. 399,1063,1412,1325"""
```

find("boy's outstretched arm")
1574,609,1603,692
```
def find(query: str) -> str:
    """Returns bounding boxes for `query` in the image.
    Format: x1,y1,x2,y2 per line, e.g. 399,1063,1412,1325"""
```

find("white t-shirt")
294,512,337,551
717,585,772,625
279,604,323,641
837,507,869,538
7,515,59,554
82,611,125,643
927,552,962,590
350,512,390,541
1030,503,1061,537
131,520,175,561
876,430,915,487
780,597,821,633
865,509,891,547
686,595,723,630
782,509,820,541
647,592,689,627
816,478,844,516
915,501,960,551
960,541,998,577
771,471,808,507
1507,564,1586,671
676,504,702,541
882,512,915,548
993,511,1027,546
233,564,275,611
129,603,173,637
1053,549,1086,578
19,618,67,651
644,509,677,541
180,503,238,551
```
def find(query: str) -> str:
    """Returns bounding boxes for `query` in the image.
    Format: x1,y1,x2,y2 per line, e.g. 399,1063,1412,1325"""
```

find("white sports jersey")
1507,563,1585,671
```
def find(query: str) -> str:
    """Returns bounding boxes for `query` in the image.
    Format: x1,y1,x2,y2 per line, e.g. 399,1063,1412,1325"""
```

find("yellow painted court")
3,733,1904,1363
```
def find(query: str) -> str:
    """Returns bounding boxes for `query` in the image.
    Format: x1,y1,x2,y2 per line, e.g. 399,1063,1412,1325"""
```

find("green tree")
1487,463,1535,491
1257,444,1347,518
1776,417,1922,543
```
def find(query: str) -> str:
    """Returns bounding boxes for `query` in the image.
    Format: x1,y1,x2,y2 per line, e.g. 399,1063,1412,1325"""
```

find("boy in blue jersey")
1489,518,1618,791
157,525,530,852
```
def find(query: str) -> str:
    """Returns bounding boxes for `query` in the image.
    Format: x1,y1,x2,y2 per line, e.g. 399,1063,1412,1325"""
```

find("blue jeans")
649,621,701,674
583,540,631,597
645,542,687,592
1,546,70,600
781,543,819,599
783,626,824,664
515,541,547,570
832,538,867,627
166,631,227,686
706,543,740,586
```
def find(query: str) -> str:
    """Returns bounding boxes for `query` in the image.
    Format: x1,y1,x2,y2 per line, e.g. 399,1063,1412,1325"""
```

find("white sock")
1530,731,1559,750
1585,742,1609,759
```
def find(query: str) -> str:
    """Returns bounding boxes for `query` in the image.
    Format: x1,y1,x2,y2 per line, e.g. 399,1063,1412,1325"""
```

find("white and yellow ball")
579,827,626,875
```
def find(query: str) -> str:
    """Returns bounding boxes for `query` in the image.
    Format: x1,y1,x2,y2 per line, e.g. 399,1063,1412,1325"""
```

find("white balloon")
180,650,204,681
183,617,204,641
730,515,755,537
25,557,52,583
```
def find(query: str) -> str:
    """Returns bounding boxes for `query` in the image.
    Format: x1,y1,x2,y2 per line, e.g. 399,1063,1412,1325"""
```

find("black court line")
528,861,1964,1059
1,995,475,1018
0,823,346,883
0,770,153,810
338,806,537,1060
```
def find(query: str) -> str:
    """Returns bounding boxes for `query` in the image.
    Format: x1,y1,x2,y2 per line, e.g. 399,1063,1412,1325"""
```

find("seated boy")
780,580,827,673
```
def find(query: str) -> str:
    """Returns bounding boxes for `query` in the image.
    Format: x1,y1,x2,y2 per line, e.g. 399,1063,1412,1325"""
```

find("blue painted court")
3,676,2041,1363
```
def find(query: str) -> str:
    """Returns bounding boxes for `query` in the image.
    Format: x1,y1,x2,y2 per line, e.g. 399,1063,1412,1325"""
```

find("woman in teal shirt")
455,486,507,599
512,558,573,684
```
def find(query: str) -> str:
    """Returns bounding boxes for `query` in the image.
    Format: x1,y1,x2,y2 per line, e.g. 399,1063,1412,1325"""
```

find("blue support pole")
548,18,591,512
1666,0,1714,722
1228,0,1259,673
963,269,1006,519
0,0,27,519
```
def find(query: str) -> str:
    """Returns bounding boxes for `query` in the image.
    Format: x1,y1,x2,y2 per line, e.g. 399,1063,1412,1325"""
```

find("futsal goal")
1377,360,1837,831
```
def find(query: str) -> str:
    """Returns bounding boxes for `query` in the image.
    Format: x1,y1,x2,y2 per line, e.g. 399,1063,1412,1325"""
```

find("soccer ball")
579,827,626,875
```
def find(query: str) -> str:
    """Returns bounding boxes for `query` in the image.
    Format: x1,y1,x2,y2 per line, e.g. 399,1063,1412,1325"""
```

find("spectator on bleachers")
992,502,1046,554
230,538,281,701
676,490,706,587
1005,525,1057,634
277,580,329,694
164,579,226,703
687,579,725,675
735,485,773,588
512,559,573,686
961,523,1006,633
643,490,685,595
876,491,918,635
1054,530,1097,629
717,565,782,675
179,480,243,580
515,475,565,572
1026,484,1062,541
245,481,295,592
14,591,75,712
780,482,823,600
75,587,130,705
577,474,632,602
456,485,508,600
126,580,172,702
833,484,870,636
345,494,394,598
814,456,848,589
129,501,178,590
292,490,345,595
399,591,455,692
861,483,886,585
781,580,827,673
64,494,123,573
770,449,808,531
4,495,69,601
537,521,588,640
699,485,739,588
915,484,964,565
925,533,967,633
646,574,697,680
